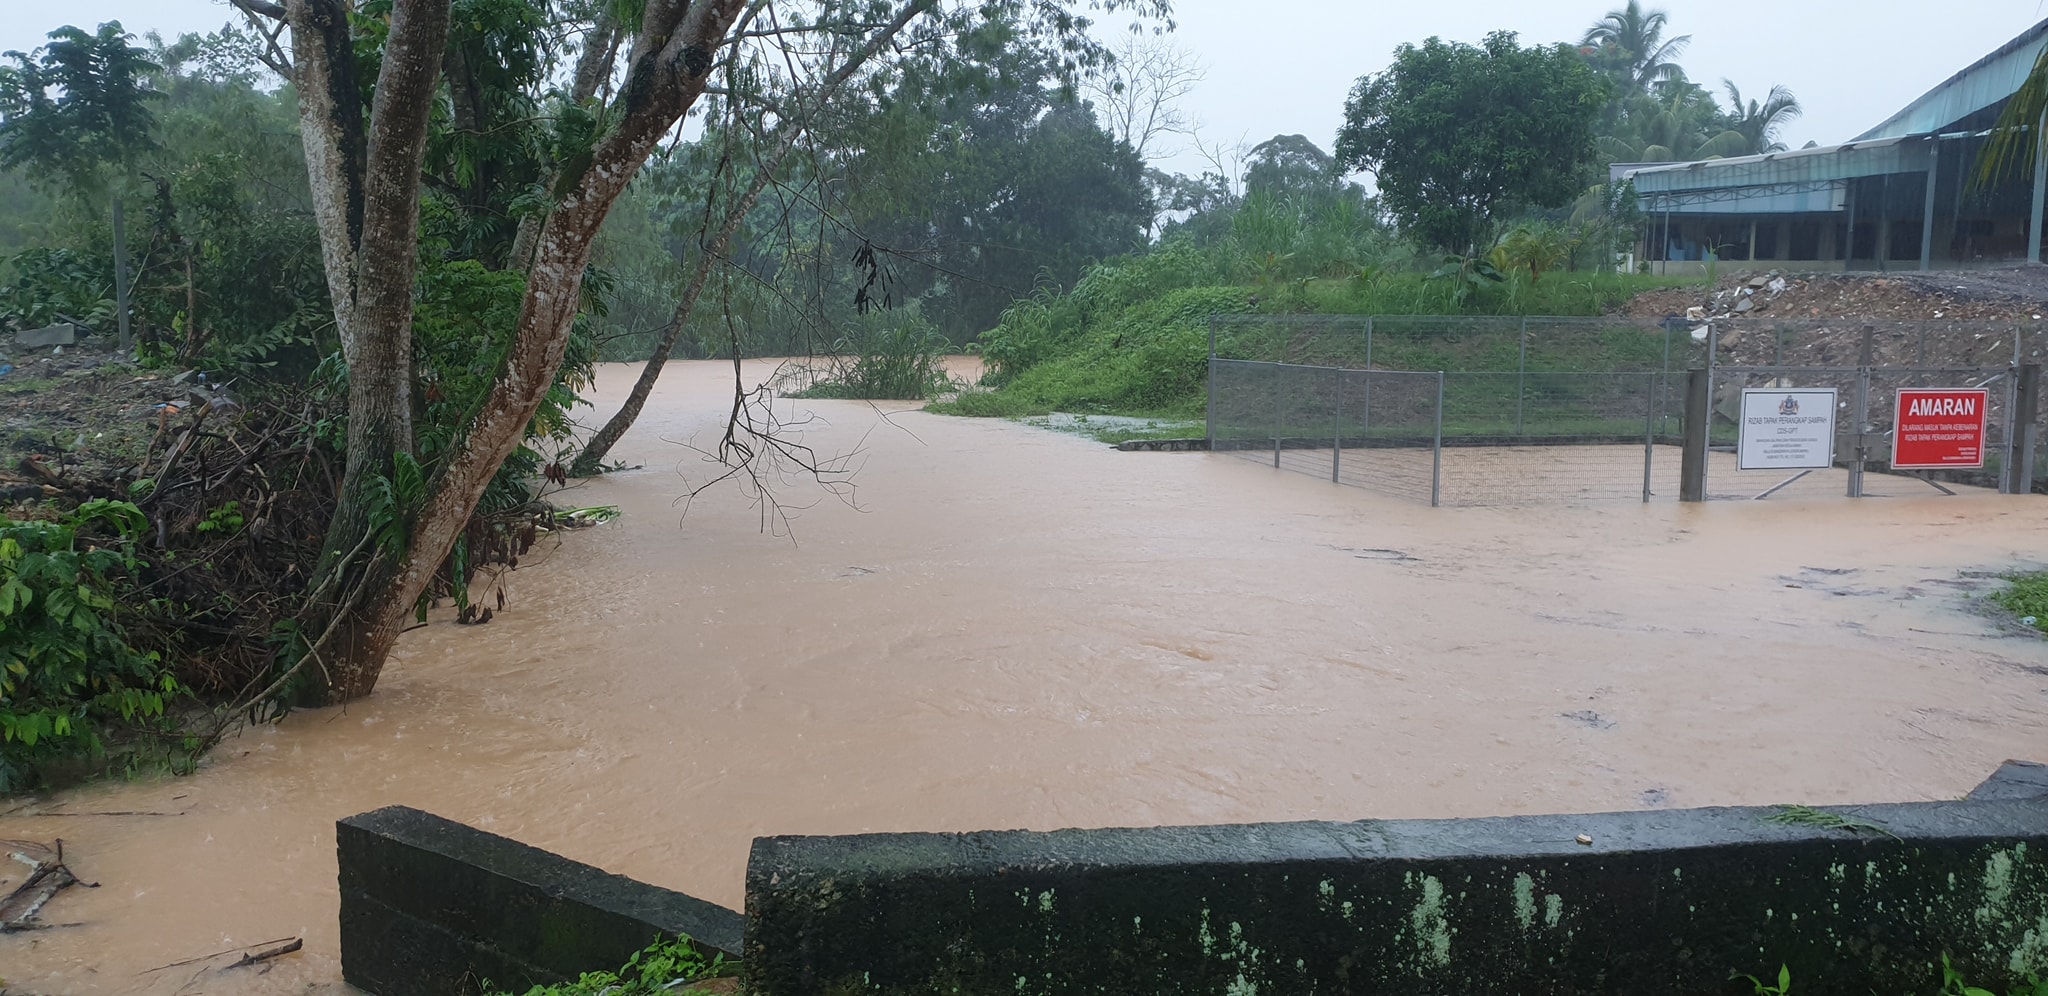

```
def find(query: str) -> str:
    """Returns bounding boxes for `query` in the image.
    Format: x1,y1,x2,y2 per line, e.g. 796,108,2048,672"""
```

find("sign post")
1892,388,1990,470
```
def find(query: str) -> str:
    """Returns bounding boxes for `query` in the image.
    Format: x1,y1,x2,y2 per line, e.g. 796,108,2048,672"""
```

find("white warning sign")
1737,388,1837,471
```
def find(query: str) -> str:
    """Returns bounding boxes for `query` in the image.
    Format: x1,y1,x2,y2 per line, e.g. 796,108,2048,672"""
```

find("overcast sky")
7,0,2047,178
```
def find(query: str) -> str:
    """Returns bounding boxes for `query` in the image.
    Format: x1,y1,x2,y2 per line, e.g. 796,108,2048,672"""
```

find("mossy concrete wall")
337,806,742,996
746,770,2048,995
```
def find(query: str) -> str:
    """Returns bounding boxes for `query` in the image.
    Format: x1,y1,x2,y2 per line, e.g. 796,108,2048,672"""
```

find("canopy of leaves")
1336,31,1609,254
0,22,162,195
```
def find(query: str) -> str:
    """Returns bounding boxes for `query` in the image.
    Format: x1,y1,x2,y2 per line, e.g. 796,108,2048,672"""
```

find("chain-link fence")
1210,360,1444,504
1207,314,2047,505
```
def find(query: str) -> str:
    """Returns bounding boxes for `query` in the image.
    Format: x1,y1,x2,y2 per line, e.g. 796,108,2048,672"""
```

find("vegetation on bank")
486,937,729,996
928,237,1700,421
1991,572,2048,634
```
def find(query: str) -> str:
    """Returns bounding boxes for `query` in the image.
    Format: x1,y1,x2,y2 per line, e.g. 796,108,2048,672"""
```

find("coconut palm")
1977,43,2048,188
1583,1,1692,92
1719,79,1802,155
1600,78,1731,163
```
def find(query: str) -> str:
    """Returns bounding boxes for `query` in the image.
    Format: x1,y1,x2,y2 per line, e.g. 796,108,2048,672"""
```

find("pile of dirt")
1620,264,2048,324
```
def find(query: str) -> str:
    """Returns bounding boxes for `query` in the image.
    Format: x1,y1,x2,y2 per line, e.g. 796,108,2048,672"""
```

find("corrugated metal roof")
1619,136,1934,214
1853,17,2048,141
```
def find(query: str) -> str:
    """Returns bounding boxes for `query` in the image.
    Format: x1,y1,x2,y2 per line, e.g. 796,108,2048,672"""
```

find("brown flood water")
4,358,2047,993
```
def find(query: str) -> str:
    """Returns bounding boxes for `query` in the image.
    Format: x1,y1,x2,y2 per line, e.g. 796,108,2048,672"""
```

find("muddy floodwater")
5,359,2047,993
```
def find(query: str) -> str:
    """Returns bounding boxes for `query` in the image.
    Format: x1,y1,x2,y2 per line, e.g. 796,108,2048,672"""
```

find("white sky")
5,0,2047,178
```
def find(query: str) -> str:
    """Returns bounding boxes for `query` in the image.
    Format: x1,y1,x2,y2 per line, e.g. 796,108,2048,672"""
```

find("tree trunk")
570,131,800,476
331,0,754,700
292,0,455,701
569,2,931,475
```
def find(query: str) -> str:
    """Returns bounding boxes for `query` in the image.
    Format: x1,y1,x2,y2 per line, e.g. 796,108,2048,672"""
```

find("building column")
2032,111,2047,264
1921,137,1939,271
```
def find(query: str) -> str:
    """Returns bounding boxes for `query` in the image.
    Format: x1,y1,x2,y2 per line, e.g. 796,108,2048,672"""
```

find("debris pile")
1621,264,2048,324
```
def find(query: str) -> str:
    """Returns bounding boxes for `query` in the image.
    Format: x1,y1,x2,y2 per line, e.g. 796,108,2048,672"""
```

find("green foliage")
1943,953,2048,996
406,258,595,514
0,22,162,195
939,284,1254,418
1736,958,2048,996
1735,964,1793,996
1336,31,1610,254
796,312,956,400
1977,40,2048,189
0,245,113,329
0,500,177,792
484,937,724,996
1990,571,2048,633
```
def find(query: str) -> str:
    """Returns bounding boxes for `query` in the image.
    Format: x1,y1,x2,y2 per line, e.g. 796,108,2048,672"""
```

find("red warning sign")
1892,388,1989,469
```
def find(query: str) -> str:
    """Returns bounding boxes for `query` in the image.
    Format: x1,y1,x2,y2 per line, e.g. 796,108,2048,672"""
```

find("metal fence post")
1206,317,1218,450
1680,369,1709,502
1515,317,1528,437
1431,372,1445,508
1849,326,1872,498
1643,371,1657,502
2014,363,2042,495
1359,369,1373,489
1331,368,1342,483
1273,363,1284,469
1703,322,1719,497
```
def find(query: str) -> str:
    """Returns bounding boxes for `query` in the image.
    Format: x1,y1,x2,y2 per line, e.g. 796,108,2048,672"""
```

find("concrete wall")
332,764,2048,996
745,764,2048,996
337,806,743,996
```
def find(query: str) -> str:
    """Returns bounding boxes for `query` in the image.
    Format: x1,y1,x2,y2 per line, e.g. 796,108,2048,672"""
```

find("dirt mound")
1620,264,2048,324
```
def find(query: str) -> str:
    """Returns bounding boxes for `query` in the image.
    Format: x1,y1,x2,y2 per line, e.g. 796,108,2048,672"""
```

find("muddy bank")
3,359,2045,993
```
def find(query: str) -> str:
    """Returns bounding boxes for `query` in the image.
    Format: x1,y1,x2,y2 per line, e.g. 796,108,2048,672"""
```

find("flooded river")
5,359,2047,993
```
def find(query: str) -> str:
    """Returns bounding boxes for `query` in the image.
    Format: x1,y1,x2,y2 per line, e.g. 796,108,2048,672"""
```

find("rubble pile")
1622,264,2048,324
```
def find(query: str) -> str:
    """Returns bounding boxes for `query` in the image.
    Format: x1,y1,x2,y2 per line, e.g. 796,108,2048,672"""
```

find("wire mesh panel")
1204,316,2047,504
1338,368,1442,503
1437,371,1664,505
1209,359,1443,504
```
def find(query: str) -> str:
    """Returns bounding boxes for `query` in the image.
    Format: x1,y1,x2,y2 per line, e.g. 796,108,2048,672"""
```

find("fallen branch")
1,840,80,931
140,935,299,974
226,937,304,969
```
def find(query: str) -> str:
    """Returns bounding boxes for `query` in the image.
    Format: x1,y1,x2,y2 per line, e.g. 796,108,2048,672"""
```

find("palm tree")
1976,44,2048,189
1719,80,1802,155
1583,1,1692,92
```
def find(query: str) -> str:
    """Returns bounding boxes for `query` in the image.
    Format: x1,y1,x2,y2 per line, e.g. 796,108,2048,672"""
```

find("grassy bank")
928,242,1702,422
1991,572,2048,633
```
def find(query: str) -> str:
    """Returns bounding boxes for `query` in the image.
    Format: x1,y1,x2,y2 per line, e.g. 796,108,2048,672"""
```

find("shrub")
794,312,954,400
486,936,726,996
0,500,178,792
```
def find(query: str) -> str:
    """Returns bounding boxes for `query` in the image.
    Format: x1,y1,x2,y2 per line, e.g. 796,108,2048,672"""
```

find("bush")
0,245,114,332
793,312,954,400
486,937,726,996
1992,572,2048,633
0,500,179,792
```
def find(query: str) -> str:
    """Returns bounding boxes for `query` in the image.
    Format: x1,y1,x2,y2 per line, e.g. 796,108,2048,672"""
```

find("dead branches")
1,839,86,932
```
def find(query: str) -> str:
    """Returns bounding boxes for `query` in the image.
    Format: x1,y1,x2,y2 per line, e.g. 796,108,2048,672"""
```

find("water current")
4,359,2045,993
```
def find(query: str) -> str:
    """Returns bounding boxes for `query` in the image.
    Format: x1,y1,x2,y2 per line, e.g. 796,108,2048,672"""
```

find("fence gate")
1696,363,2040,500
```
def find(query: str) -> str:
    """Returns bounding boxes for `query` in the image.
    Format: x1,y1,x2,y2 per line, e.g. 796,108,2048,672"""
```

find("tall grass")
791,312,955,400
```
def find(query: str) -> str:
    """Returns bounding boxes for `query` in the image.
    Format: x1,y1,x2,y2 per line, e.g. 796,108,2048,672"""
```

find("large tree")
223,0,1164,702
1335,31,1607,255
0,22,163,346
